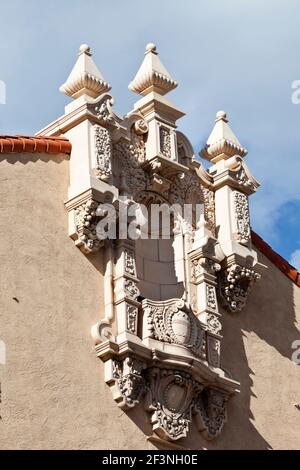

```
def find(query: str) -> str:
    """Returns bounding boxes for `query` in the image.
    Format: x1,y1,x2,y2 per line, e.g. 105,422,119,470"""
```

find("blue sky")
0,0,300,268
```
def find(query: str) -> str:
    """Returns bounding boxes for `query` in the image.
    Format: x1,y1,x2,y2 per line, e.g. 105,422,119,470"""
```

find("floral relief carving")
159,127,172,158
233,191,251,245
94,125,112,181
191,257,221,282
143,298,206,360
112,358,146,408
196,388,228,440
74,199,102,253
126,304,138,334
124,250,136,276
206,285,217,311
207,336,220,368
124,280,140,300
219,263,261,312
207,314,222,335
113,137,148,197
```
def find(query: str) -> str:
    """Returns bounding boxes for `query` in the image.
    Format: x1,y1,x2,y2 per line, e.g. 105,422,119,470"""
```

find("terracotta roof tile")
251,230,300,287
0,135,71,155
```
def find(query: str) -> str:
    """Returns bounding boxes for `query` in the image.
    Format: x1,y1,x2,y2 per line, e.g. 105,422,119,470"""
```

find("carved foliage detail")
206,285,217,311
233,191,251,245
145,368,228,441
126,304,138,334
74,199,102,253
144,299,206,360
124,250,136,276
207,335,221,368
146,368,197,440
94,125,112,181
219,264,261,312
124,280,140,300
112,358,146,408
159,127,172,158
196,388,228,440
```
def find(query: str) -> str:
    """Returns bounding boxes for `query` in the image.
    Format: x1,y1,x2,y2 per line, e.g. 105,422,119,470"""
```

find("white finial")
128,43,177,96
215,110,228,122
60,44,111,100
145,42,157,53
200,110,247,162
79,44,91,55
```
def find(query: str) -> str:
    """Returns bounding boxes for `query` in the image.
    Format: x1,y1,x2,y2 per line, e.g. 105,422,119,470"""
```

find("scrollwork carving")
112,358,146,409
94,125,112,181
124,280,140,300
207,336,221,368
126,304,138,334
233,191,251,245
159,127,172,158
74,199,102,253
196,388,228,440
124,250,136,276
143,299,206,360
219,263,261,312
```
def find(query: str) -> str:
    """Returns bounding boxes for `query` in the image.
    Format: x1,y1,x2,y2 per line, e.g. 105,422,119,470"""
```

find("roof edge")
251,230,300,287
0,135,71,155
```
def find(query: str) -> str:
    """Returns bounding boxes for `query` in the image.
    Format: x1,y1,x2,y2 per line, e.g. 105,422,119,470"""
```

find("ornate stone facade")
59,43,262,443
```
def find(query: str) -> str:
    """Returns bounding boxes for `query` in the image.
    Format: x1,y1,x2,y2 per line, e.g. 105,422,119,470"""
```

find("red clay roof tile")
0,135,71,155
251,230,300,287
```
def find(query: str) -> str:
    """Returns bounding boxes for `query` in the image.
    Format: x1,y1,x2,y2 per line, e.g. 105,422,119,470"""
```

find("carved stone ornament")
59,44,263,445
160,127,172,158
233,191,251,245
74,198,102,253
219,263,261,312
94,125,112,181
112,357,146,408
143,298,206,360
124,280,140,300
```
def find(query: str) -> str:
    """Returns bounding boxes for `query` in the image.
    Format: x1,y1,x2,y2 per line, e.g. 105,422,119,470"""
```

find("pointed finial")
145,42,157,53
200,110,247,163
215,110,228,122
128,42,177,96
79,43,91,55
60,44,111,100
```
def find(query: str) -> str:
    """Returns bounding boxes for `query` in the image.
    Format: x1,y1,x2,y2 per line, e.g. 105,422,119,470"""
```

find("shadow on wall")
120,249,299,450
0,154,68,166
84,233,299,449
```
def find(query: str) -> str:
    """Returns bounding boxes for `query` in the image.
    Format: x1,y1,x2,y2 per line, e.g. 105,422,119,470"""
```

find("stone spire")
128,43,177,96
60,44,111,100
200,111,247,163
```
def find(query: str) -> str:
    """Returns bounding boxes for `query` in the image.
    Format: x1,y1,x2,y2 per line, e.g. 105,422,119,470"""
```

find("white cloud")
290,249,300,270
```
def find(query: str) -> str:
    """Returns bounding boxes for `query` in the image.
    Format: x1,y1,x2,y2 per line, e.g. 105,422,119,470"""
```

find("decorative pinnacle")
60,43,111,100
128,42,177,96
79,44,91,56
145,42,157,54
200,110,247,162
215,110,228,122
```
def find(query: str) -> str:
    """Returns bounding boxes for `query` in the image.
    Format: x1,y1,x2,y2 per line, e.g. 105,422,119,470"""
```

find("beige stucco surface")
0,153,299,449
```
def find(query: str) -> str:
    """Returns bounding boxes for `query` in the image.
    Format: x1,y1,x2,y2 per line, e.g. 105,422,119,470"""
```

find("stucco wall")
0,154,154,450
0,153,299,449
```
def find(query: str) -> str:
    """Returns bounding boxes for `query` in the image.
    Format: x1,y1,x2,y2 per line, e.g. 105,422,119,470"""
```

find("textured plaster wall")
0,154,154,450
0,154,299,450
181,250,300,450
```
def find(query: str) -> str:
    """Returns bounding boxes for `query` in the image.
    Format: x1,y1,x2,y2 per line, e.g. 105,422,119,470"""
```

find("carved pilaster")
114,241,141,337
233,191,251,246
94,125,112,182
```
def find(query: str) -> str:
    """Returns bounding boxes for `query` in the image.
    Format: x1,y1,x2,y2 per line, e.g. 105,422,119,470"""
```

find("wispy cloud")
290,249,300,270
0,0,299,259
